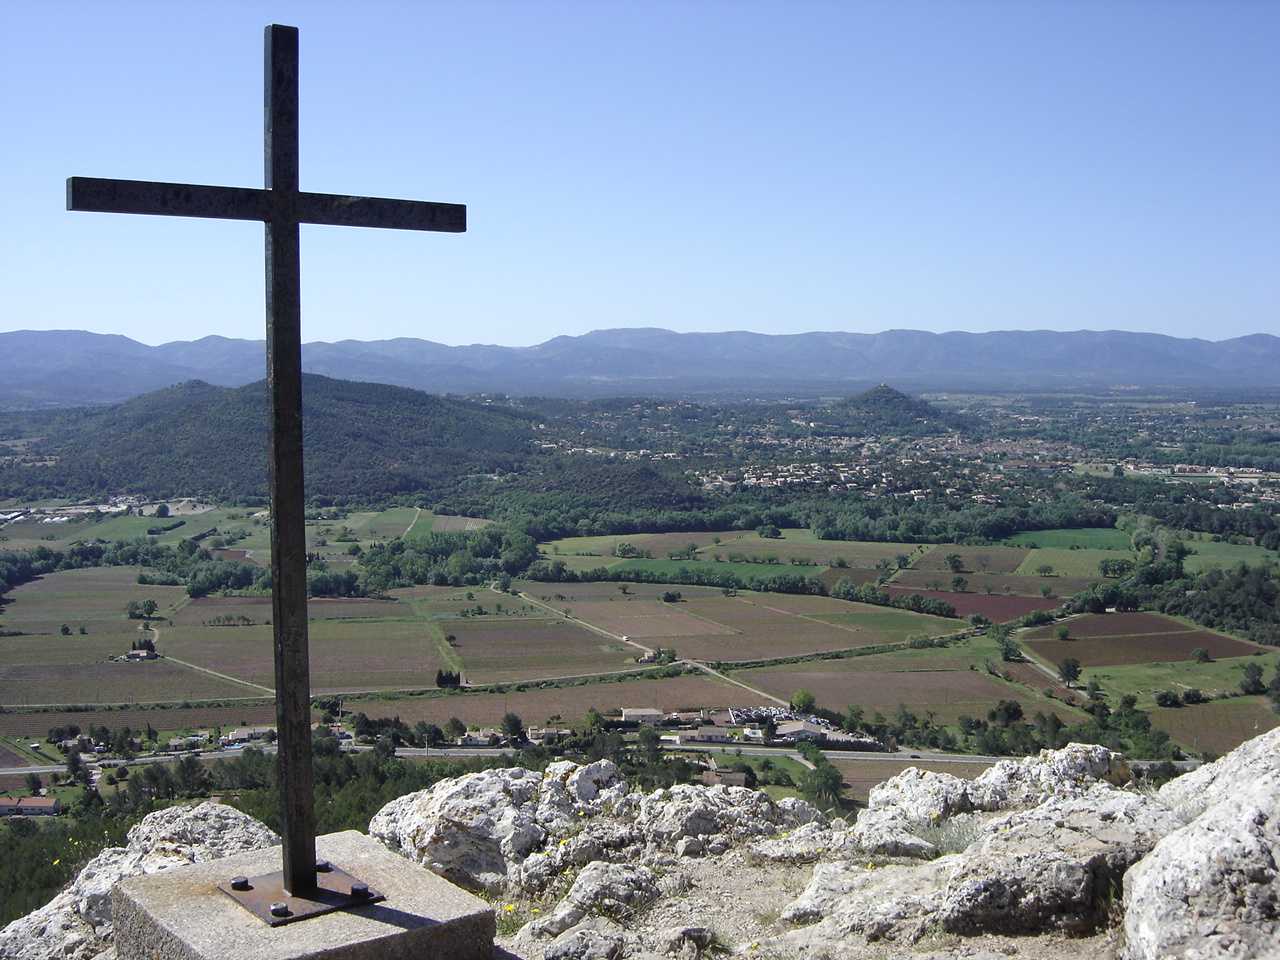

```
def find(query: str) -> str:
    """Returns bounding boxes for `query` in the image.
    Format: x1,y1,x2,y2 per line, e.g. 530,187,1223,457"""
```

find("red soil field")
1023,612,1189,640
891,569,1097,598
1148,696,1280,755
885,586,1058,620
1024,630,1256,667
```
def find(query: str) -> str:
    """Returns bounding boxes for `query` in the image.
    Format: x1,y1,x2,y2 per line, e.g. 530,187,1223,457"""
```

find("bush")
1154,690,1182,708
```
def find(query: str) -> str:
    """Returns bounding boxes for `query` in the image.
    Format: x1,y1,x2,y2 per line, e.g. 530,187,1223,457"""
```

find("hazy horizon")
4,2,1276,346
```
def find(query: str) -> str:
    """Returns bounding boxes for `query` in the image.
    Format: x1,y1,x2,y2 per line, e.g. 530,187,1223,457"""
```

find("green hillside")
0,375,535,502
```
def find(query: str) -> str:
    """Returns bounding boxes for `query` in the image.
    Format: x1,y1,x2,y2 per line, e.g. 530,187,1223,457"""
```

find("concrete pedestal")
112,830,496,960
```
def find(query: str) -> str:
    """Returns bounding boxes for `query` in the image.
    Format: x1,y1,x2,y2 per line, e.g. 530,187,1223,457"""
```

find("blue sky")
2,1,1276,346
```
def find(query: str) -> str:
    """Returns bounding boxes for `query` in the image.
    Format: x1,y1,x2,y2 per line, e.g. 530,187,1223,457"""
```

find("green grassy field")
1006,528,1131,550
609,558,809,582
1077,652,1280,708
1181,538,1280,573
1014,547,1132,578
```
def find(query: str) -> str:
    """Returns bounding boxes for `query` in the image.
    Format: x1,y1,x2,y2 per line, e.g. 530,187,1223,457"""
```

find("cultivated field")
1014,548,1129,578
1181,539,1280,573
912,546,1029,574
559,600,736,640
0,702,279,739
1147,696,1280,755
890,569,1098,598
0,567,187,634
0,743,31,768
0,660,255,706
598,595,963,662
542,530,929,570
173,596,406,625
734,660,1069,724
1024,630,1256,668
884,586,1058,620
448,618,635,683
158,619,446,693
1023,612,1184,640
1080,652,1280,707
347,673,766,728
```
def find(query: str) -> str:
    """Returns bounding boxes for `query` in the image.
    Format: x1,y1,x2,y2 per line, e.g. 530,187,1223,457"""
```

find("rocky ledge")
4,729,1278,960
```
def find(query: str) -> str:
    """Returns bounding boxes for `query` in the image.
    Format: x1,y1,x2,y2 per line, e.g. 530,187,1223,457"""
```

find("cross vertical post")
263,24,315,898
65,21,465,925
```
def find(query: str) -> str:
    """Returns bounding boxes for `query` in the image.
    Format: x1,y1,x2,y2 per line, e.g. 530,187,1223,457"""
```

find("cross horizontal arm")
67,176,269,221
296,192,465,232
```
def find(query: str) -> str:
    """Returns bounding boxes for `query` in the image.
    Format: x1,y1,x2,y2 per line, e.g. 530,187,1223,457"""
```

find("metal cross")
67,25,465,907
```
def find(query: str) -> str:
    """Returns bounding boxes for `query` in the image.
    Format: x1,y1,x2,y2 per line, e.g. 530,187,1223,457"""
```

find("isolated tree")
1036,564,1055,577
1240,662,1266,696
950,576,968,593
444,717,467,740
617,584,630,596
637,724,661,764
798,763,843,810
945,553,964,573
500,712,526,743
790,689,817,713
1192,647,1212,664
154,503,170,518
24,772,42,794
1056,625,1071,641
1059,658,1082,686
895,554,911,569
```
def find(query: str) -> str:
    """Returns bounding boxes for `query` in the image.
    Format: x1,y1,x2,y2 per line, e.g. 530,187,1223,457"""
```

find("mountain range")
1,328,1276,407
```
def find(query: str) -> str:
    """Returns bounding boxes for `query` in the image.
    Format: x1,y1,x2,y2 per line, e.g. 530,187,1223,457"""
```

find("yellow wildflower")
52,858,61,866
503,904,515,912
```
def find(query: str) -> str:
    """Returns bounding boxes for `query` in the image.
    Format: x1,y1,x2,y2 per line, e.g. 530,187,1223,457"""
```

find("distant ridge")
1,327,1277,407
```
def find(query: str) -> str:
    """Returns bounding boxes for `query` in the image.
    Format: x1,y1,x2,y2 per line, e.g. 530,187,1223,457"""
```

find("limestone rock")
633,784,819,845
850,807,938,860
543,924,625,960
1157,725,1280,822
658,925,716,957
527,861,659,939
748,820,855,864
0,802,276,960
868,767,972,823
369,766,545,892
968,743,1126,811
782,857,958,944
1124,769,1280,960
940,786,1178,935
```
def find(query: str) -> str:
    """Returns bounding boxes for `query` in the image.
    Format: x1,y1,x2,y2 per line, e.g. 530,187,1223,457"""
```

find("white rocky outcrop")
0,802,277,960
1123,731,1280,960
524,862,659,939
966,742,1127,810
370,760,821,895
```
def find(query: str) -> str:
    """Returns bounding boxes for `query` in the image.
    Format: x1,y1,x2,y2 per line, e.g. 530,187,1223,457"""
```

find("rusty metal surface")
216,863,384,927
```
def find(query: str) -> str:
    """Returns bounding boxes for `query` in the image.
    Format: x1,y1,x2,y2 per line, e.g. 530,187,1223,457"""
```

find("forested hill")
813,385,971,436
0,376,535,502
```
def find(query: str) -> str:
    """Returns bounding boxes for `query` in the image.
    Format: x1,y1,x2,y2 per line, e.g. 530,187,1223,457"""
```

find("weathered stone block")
111,830,494,960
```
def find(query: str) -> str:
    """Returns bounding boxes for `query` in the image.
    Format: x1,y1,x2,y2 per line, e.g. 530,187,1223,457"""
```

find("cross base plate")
217,865,384,926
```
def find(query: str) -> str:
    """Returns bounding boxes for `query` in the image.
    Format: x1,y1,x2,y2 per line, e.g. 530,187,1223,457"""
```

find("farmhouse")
222,726,275,745
621,707,664,725
0,796,62,817
693,726,731,743
776,720,828,742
